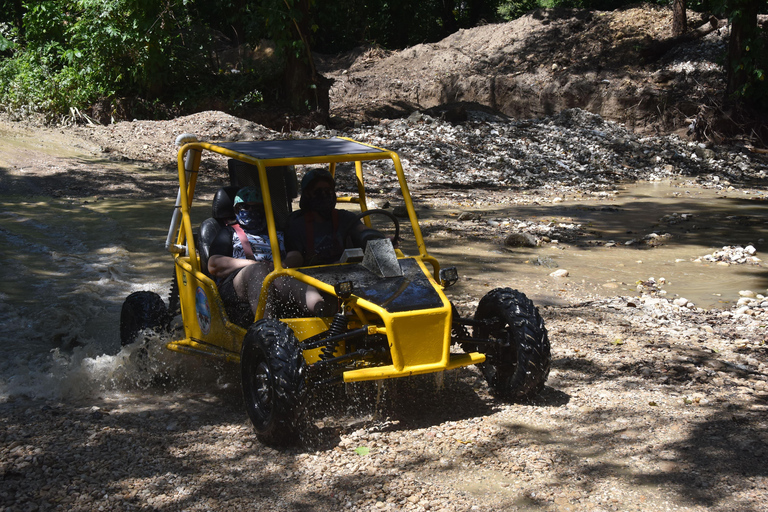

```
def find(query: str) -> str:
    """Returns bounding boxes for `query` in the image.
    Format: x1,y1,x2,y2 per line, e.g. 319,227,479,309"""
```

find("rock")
739,290,756,298
504,232,538,247
694,147,716,160
392,205,409,218
407,111,424,122
549,269,569,277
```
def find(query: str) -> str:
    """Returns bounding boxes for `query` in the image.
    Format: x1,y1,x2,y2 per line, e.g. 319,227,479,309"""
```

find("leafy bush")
498,0,542,20
0,0,218,119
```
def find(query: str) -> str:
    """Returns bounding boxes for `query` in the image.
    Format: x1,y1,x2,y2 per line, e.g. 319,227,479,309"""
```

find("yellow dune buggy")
119,135,551,445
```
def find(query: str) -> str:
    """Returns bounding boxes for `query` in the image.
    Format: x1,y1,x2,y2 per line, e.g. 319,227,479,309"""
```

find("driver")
284,169,366,267
284,169,374,316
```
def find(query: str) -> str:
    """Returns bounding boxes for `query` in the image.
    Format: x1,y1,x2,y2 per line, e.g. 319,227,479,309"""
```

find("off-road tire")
119,291,168,346
168,270,180,322
241,319,308,446
473,288,550,401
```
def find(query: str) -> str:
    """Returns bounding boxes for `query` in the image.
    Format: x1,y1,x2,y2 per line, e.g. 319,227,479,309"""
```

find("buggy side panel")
167,256,244,357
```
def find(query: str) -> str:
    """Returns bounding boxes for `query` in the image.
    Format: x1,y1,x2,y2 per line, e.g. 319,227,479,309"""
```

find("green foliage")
725,0,768,109
0,0,231,119
313,0,504,52
498,0,542,20
1,0,766,119
0,22,18,53
497,0,670,20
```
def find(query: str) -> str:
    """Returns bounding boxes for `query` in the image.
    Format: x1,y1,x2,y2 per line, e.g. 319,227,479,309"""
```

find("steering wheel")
344,209,401,247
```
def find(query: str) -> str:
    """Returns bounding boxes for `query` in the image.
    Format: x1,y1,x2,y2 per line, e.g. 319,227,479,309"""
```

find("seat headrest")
212,186,240,220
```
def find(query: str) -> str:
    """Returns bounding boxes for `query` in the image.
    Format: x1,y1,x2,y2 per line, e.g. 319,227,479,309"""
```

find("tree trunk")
281,0,329,116
726,2,760,97
672,0,687,36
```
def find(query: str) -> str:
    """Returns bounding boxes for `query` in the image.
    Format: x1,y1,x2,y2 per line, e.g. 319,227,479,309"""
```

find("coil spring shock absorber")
320,312,347,360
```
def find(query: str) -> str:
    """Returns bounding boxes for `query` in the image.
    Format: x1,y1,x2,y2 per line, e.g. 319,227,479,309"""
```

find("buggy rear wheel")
168,270,180,319
241,320,308,446
473,288,550,400
119,291,168,346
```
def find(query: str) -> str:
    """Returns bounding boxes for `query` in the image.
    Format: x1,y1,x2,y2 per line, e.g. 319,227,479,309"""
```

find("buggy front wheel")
241,320,308,446
473,288,550,401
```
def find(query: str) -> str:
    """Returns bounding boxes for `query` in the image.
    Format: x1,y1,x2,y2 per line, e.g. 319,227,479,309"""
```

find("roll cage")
168,136,441,321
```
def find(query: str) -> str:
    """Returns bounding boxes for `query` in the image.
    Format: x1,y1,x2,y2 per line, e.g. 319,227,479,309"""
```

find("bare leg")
270,277,325,315
232,262,271,314
234,264,332,317
304,285,325,314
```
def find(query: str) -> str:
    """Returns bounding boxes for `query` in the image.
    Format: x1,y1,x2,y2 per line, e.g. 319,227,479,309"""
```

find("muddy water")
0,193,199,398
421,181,768,309
1,144,766,402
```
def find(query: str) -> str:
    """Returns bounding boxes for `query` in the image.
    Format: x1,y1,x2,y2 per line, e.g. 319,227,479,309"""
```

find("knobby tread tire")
473,288,551,401
119,291,168,346
241,319,308,446
167,270,180,322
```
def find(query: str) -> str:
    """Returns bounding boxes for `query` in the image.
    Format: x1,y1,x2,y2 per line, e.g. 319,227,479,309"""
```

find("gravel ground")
2,291,767,512
3,8,768,502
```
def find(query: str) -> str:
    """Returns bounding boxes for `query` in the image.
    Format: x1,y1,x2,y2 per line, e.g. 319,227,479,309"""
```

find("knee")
242,262,268,280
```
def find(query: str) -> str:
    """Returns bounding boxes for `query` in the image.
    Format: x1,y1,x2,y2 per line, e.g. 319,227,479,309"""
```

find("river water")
424,181,768,310
1,138,766,403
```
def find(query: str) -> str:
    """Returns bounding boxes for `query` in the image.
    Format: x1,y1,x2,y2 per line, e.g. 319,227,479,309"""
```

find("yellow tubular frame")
169,136,481,376
173,138,441,320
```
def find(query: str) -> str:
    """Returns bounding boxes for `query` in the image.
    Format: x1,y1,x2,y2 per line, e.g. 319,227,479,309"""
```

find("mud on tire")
120,291,168,346
472,288,550,401
241,319,308,446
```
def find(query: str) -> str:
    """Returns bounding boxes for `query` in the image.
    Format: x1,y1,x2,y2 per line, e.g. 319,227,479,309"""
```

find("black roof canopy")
216,137,386,163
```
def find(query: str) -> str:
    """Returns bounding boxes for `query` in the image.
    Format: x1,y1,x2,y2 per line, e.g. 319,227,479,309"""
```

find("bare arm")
283,250,304,269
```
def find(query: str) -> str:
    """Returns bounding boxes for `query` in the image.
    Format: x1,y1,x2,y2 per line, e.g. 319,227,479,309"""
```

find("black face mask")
307,195,336,218
236,209,267,232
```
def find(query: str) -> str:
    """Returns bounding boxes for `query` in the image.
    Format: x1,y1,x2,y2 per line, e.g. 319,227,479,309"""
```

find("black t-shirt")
285,209,361,266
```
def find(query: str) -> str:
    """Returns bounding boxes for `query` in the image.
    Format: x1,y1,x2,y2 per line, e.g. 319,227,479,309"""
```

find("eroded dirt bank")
319,6,767,143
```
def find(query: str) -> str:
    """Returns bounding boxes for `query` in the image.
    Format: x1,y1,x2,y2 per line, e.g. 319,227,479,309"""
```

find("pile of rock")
317,107,768,197
695,245,761,265
734,289,768,316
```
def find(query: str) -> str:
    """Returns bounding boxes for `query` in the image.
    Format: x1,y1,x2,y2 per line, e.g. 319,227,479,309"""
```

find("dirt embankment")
318,6,765,142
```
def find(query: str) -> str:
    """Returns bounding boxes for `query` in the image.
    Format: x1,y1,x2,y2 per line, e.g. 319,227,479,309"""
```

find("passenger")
208,185,285,320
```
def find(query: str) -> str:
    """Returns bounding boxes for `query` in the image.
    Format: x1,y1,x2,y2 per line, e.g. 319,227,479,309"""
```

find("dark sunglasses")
238,203,262,211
